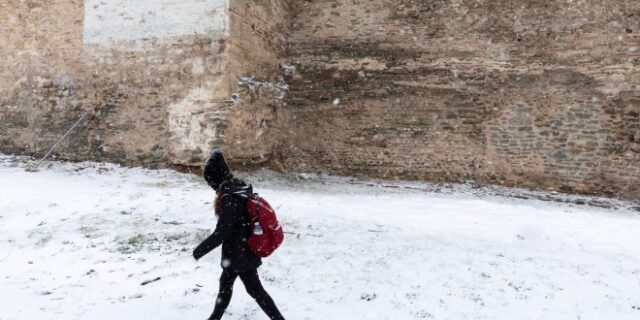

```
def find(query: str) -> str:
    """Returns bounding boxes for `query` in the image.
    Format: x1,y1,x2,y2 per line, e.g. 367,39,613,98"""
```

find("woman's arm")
192,197,237,260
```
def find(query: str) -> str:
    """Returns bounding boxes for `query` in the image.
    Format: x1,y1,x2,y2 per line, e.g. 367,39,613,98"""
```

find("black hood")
204,149,231,189
219,178,253,199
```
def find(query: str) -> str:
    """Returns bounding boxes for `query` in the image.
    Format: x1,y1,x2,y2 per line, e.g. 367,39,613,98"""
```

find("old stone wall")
283,0,640,199
83,0,231,166
1,0,638,200
0,0,290,168
219,0,292,166
0,0,85,160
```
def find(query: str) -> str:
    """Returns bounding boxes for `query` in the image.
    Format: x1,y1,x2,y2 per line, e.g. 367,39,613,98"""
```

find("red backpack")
245,194,284,257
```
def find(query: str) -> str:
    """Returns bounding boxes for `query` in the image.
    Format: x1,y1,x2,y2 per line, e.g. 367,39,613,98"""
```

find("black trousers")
209,269,285,320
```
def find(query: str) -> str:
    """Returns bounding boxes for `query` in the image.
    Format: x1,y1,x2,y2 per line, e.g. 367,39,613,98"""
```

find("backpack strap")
254,193,260,215
247,193,261,223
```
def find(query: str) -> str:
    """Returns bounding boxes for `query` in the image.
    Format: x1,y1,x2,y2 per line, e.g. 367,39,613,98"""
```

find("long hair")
213,179,231,217
214,189,224,217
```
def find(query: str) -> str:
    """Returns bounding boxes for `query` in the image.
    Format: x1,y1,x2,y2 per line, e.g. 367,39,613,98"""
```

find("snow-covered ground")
1,155,639,320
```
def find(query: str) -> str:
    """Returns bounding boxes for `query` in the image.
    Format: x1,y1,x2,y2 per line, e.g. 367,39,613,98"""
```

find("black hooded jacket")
193,178,262,272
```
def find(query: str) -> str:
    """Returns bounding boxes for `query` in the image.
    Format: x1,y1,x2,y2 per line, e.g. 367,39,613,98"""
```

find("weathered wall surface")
218,0,292,166
82,0,230,166
0,0,228,166
1,0,638,200
0,0,290,168
283,0,640,199
0,0,85,161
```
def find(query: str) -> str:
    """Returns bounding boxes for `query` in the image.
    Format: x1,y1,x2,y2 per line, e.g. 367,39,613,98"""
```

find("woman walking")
193,149,285,320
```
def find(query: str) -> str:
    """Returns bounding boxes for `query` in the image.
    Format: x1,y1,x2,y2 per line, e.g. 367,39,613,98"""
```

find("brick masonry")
282,0,640,200
0,0,638,200
0,0,290,167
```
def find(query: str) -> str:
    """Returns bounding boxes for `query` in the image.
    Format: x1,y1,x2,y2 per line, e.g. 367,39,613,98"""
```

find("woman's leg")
209,270,238,320
238,270,285,320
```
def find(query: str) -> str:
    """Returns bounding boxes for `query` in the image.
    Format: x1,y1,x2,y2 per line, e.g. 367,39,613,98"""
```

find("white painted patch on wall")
168,87,226,162
83,0,228,47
